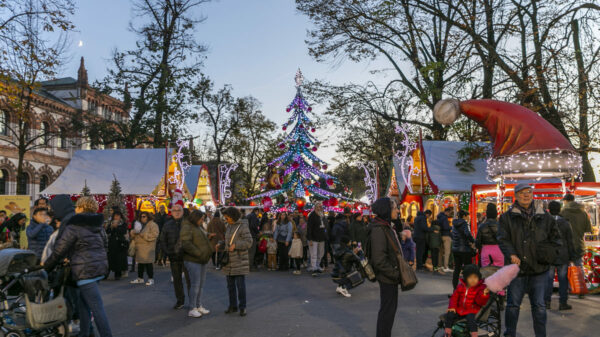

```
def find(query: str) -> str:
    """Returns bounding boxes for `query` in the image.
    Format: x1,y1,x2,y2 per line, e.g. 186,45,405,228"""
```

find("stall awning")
42,149,172,195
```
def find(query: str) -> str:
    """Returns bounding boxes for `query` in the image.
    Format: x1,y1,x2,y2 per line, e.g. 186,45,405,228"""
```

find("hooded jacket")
448,279,490,316
44,213,108,281
498,203,560,275
560,201,592,258
49,195,76,244
26,219,53,258
451,218,475,253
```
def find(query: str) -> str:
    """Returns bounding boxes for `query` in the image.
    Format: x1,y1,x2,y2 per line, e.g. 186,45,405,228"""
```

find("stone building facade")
0,57,128,198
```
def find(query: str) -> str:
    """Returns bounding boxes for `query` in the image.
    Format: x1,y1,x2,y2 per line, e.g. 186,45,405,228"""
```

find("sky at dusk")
63,0,390,165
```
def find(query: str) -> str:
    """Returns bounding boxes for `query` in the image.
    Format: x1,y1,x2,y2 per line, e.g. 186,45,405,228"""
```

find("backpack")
258,237,268,254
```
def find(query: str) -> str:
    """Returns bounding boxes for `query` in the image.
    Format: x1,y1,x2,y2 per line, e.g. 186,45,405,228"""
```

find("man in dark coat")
545,201,576,311
307,202,327,274
437,207,453,272
498,183,560,337
413,210,432,270
246,208,260,269
160,203,190,309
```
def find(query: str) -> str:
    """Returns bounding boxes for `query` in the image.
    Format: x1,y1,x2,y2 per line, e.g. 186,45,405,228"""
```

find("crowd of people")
0,184,593,337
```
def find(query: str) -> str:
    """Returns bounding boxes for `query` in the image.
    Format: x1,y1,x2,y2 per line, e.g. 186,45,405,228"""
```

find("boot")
559,302,572,311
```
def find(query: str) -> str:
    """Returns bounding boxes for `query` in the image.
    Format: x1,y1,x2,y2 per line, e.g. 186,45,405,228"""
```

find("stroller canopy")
0,249,37,276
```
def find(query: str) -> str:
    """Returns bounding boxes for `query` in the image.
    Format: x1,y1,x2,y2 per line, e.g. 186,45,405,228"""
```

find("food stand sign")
0,195,31,217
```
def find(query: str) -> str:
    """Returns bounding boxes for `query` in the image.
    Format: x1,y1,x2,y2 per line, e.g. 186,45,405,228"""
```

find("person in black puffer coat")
451,210,475,290
106,211,128,281
44,197,112,337
367,197,401,337
413,210,432,270
476,203,504,268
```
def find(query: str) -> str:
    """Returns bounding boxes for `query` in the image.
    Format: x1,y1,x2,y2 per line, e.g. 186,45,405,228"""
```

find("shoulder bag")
383,228,418,291
218,224,241,267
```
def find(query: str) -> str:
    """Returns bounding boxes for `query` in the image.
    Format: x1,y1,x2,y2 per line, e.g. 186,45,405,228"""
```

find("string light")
487,149,582,181
394,124,419,193
168,139,191,191
358,161,378,204
219,163,238,205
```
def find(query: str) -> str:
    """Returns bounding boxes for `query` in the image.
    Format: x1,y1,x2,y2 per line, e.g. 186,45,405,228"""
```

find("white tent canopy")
42,149,171,195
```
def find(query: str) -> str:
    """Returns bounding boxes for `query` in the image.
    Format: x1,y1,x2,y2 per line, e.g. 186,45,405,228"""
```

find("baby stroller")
431,266,503,337
0,249,69,337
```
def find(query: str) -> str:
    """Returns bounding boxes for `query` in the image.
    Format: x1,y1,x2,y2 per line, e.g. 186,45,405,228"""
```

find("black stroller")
0,249,69,337
431,266,503,337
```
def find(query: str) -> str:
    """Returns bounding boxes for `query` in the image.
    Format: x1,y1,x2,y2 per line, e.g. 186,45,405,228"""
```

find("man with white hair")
307,202,327,276
160,203,190,309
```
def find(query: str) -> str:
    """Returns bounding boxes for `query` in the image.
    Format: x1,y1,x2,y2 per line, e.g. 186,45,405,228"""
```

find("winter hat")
433,99,581,180
462,264,481,280
485,203,498,219
372,197,392,222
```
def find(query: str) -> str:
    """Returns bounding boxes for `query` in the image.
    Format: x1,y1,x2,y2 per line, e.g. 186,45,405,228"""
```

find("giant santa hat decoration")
433,99,582,180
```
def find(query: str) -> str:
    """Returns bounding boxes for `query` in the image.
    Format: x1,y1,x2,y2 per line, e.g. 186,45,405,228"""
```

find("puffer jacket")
560,201,592,258
160,216,184,261
552,215,576,265
448,279,490,316
451,218,475,254
26,219,53,258
44,213,108,281
498,203,560,275
132,220,159,264
180,219,214,265
412,212,430,241
222,219,253,276
367,218,400,285
307,211,327,242
476,218,499,248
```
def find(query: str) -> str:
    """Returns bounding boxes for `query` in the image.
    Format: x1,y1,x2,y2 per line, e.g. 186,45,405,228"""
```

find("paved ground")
100,265,599,337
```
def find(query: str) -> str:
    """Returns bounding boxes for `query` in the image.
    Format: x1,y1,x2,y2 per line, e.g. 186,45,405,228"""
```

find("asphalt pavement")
99,265,599,337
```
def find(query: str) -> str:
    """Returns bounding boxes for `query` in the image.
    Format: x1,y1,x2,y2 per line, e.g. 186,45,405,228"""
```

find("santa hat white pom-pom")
434,99,461,125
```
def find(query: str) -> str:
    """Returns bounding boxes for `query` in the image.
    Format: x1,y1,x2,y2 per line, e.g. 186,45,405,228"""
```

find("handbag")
346,270,364,289
128,239,136,257
218,224,241,267
568,265,589,295
383,228,418,291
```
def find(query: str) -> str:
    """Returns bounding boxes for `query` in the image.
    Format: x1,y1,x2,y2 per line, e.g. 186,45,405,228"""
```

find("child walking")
267,236,277,271
445,264,490,337
428,221,443,274
289,232,303,275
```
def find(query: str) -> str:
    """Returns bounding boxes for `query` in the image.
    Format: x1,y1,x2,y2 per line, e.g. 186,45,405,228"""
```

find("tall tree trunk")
16,146,26,195
571,19,595,182
481,0,495,99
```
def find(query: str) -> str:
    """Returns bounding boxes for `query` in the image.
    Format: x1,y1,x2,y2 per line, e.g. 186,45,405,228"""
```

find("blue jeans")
545,264,569,304
226,275,246,310
78,282,112,337
185,261,207,309
505,273,547,337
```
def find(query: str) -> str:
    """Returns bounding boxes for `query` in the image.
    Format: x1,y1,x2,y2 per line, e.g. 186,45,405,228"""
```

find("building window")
17,172,29,195
0,111,7,136
0,169,7,194
39,175,48,192
59,127,67,149
103,107,110,120
41,122,50,145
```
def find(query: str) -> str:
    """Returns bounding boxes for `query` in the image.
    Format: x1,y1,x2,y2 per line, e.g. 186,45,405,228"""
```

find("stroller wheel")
5,331,25,337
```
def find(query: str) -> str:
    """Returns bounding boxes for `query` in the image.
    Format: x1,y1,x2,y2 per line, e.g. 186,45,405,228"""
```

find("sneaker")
145,279,154,286
173,303,184,310
559,303,572,311
198,306,210,315
130,278,144,284
188,309,202,318
338,287,351,298
443,268,453,273
170,276,174,283
293,270,301,275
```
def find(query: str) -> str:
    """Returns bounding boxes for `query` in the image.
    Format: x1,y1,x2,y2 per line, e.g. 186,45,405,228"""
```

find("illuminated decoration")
246,69,351,204
434,99,583,181
394,124,419,193
168,139,191,191
358,161,378,204
219,163,238,205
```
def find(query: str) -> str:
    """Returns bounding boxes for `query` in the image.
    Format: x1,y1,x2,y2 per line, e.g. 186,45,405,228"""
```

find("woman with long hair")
368,197,401,337
273,212,293,271
130,212,159,286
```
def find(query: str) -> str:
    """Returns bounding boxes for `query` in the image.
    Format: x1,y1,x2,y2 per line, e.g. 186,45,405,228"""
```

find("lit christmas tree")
248,69,350,211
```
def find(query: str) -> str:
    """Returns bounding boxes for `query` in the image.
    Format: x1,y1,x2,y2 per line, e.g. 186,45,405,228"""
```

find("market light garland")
487,149,583,181
394,124,419,193
358,161,378,204
219,163,238,205
168,139,191,191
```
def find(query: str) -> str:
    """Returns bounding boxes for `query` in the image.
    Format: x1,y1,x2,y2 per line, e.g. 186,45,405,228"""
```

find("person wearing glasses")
130,212,159,286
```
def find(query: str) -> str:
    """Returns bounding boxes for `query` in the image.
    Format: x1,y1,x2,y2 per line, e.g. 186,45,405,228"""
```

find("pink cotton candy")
484,264,520,293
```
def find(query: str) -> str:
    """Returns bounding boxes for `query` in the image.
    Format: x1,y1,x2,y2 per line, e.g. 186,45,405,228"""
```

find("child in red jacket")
445,264,490,337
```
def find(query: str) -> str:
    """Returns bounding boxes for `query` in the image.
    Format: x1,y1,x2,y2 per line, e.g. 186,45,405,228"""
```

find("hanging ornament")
286,107,291,112
311,128,316,133
282,125,287,131
304,142,310,148
295,198,306,209
262,196,272,209
292,161,300,169
326,178,334,186
329,197,338,207
308,107,312,112
312,146,318,152
299,124,304,129
314,181,321,188
305,189,310,196
278,143,286,149
322,164,328,170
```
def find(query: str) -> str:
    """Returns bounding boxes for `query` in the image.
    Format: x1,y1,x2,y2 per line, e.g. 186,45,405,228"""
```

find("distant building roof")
41,77,77,86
